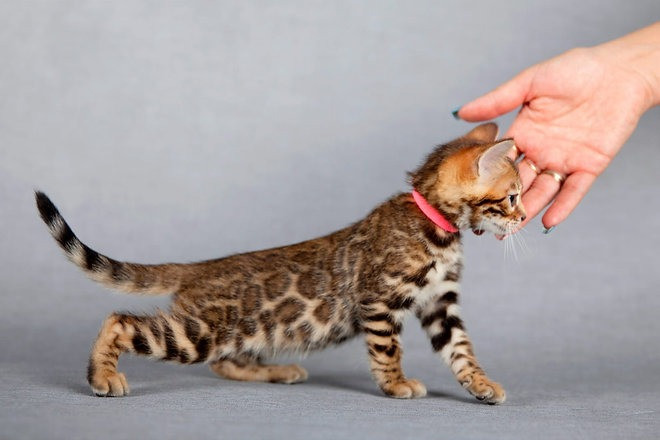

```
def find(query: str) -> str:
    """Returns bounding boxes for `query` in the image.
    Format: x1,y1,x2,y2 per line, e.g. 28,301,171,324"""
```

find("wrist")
594,23,660,111
636,45,660,108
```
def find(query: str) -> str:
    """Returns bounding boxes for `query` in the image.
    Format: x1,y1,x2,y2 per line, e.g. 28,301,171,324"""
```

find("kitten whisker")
503,226,512,263
511,225,534,258
511,226,520,262
503,224,520,263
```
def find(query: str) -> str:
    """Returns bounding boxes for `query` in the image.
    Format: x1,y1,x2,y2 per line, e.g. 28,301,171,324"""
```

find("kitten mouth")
472,229,485,236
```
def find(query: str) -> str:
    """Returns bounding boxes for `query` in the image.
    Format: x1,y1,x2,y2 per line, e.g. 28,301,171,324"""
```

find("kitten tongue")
473,229,485,236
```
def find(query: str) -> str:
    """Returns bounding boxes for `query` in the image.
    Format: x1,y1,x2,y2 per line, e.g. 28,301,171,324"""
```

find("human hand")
456,24,660,232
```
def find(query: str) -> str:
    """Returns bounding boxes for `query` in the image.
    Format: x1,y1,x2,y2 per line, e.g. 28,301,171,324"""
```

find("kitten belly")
210,293,361,358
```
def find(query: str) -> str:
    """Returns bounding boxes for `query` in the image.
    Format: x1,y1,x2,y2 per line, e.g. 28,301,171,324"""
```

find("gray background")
1,1,659,439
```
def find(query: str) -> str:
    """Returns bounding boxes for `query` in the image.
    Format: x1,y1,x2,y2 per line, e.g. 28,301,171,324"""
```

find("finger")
542,172,597,228
457,66,536,122
518,172,563,229
516,157,541,193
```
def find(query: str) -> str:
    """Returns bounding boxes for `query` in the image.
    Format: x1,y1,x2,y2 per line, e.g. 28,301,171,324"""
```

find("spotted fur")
36,123,525,403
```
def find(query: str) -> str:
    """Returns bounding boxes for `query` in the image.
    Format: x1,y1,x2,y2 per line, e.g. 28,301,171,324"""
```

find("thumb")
456,66,536,122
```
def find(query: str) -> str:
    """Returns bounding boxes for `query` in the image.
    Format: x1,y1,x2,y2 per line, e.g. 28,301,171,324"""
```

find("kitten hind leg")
88,312,212,397
209,356,308,384
87,313,133,397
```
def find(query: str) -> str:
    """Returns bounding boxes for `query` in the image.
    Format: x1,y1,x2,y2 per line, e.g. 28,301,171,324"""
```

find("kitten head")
409,123,526,235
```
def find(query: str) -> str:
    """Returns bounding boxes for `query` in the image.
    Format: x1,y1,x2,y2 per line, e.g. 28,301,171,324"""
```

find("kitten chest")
408,254,462,312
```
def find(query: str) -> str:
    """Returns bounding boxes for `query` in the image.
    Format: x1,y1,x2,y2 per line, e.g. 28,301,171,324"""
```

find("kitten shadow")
124,380,218,397
41,366,485,404
427,389,477,404
34,373,97,397
131,370,380,398
47,374,218,398
34,362,206,397
303,373,477,403
305,373,383,397
64,381,92,396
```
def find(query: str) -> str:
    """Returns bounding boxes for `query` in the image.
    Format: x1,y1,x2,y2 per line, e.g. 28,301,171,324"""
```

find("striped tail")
35,191,184,295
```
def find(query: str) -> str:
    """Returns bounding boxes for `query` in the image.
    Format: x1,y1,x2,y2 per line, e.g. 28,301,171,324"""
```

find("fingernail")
542,226,555,234
452,108,461,120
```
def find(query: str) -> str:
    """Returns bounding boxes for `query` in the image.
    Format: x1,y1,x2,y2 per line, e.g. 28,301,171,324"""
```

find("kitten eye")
509,194,518,206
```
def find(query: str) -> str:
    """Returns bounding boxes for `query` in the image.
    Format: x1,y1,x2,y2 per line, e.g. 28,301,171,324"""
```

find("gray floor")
2,2,660,439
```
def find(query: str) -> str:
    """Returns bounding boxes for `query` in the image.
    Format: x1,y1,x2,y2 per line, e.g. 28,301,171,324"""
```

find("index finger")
457,66,536,121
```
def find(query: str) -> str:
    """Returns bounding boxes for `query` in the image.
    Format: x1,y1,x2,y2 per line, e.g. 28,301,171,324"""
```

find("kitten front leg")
417,291,506,404
362,308,427,399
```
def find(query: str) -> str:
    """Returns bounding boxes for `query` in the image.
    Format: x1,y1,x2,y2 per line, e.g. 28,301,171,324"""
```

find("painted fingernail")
452,108,461,120
542,226,555,234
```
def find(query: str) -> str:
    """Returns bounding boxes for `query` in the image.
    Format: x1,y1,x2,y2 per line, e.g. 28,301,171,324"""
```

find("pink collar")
411,189,459,233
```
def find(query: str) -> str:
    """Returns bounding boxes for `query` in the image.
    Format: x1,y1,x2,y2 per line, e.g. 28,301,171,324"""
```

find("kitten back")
35,191,183,295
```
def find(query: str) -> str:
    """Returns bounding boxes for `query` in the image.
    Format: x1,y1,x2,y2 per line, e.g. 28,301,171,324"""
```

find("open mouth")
472,224,509,235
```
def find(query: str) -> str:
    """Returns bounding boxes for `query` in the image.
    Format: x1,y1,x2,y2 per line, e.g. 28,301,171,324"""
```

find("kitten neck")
411,190,459,233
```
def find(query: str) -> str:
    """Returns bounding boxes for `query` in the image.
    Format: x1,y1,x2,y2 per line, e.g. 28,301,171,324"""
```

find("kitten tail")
35,191,184,295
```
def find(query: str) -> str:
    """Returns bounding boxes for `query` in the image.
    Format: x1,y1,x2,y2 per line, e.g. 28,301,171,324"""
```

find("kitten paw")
381,378,427,399
269,364,309,384
459,373,505,405
210,360,308,384
90,371,130,397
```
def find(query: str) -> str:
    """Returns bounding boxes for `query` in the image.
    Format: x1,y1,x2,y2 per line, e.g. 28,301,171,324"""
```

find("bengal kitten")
36,123,525,404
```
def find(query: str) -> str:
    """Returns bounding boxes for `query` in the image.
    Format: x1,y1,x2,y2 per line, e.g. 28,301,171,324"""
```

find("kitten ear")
464,123,499,143
477,139,515,180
